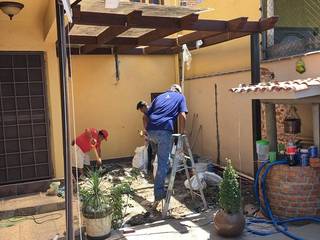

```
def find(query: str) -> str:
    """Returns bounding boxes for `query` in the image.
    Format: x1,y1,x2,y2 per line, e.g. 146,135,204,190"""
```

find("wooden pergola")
68,1,278,55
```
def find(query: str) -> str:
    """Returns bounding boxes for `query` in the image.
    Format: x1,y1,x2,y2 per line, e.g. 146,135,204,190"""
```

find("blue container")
309,146,318,158
300,149,309,166
207,163,215,172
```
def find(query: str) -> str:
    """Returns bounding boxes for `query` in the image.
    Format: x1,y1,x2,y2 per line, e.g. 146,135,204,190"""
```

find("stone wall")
261,103,293,145
260,67,307,145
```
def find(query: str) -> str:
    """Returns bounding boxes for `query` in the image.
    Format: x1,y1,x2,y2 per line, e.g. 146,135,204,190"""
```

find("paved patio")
0,163,319,240
1,207,319,240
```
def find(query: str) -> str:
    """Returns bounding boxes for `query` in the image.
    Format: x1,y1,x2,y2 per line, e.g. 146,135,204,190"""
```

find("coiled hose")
247,160,320,239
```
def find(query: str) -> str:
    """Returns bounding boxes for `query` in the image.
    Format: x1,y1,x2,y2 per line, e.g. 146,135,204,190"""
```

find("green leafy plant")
80,170,134,228
218,159,241,214
109,181,134,228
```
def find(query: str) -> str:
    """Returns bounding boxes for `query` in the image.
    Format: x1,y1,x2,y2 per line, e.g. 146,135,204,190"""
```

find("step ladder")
162,134,208,218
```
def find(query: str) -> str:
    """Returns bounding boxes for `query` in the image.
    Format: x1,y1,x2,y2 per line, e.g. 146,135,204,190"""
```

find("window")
262,0,320,59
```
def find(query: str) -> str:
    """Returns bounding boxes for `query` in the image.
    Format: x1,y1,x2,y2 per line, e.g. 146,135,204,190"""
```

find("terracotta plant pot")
213,209,245,237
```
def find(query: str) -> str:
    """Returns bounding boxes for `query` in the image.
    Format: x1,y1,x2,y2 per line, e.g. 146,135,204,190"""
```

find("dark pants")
147,144,153,173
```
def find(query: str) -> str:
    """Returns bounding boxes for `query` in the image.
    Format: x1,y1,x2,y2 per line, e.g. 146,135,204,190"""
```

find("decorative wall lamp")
0,1,24,20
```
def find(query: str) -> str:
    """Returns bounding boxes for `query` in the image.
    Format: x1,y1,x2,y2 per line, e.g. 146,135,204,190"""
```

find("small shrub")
218,159,241,214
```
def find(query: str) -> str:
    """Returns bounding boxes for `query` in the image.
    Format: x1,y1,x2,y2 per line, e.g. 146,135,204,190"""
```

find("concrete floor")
115,212,320,240
0,163,319,240
0,193,65,219
1,201,319,240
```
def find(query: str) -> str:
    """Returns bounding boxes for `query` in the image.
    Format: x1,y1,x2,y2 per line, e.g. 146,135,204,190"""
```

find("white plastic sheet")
132,146,148,173
184,173,207,191
204,171,222,186
153,155,158,178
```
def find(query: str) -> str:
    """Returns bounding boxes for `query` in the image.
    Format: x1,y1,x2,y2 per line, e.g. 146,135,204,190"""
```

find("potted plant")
213,159,245,237
80,170,133,239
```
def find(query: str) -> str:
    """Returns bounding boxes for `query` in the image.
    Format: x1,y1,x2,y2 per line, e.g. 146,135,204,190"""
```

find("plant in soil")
218,159,241,214
80,169,134,229
213,158,245,237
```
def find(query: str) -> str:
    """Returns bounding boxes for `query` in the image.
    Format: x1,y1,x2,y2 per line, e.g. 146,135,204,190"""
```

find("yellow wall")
0,0,64,178
182,0,260,175
184,71,254,175
185,52,320,176
71,55,176,160
185,0,261,78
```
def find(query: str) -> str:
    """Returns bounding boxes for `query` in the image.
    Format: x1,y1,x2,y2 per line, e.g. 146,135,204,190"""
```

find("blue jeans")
147,130,172,201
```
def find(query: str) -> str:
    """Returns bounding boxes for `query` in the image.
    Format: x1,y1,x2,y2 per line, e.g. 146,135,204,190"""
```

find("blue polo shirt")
147,91,188,132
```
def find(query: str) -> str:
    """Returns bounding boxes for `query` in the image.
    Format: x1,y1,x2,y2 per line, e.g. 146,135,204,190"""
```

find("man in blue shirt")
146,84,188,208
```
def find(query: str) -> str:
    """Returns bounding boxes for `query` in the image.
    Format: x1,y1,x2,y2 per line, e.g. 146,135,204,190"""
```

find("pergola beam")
69,35,97,44
72,5,270,32
145,17,278,54
137,13,198,45
73,6,186,29
146,31,250,54
71,37,176,47
259,16,279,31
82,26,129,53
175,17,248,46
70,47,154,55
68,4,278,55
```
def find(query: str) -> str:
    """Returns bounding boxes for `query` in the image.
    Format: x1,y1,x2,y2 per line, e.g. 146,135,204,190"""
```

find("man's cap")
136,100,147,110
100,129,109,139
170,84,182,93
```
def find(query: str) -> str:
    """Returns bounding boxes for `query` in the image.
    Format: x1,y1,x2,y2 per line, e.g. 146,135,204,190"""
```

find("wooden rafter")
259,16,279,31
73,6,195,29
72,5,267,33
70,36,177,47
81,26,129,53
144,17,278,54
68,2,278,55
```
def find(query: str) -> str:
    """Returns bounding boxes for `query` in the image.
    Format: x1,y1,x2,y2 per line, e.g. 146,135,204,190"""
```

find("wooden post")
251,32,261,174
265,103,277,151
312,104,320,150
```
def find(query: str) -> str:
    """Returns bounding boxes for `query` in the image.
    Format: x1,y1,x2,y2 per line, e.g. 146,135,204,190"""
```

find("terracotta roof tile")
230,77,320,94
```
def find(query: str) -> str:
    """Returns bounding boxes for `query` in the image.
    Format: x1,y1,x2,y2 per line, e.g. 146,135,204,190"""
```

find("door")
0,52,52,185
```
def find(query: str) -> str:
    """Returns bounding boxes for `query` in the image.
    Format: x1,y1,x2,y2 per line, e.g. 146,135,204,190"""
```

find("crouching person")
71,128,109,181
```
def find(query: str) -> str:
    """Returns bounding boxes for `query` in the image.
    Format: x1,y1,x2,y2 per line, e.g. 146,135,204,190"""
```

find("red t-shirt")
75,128,101,153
